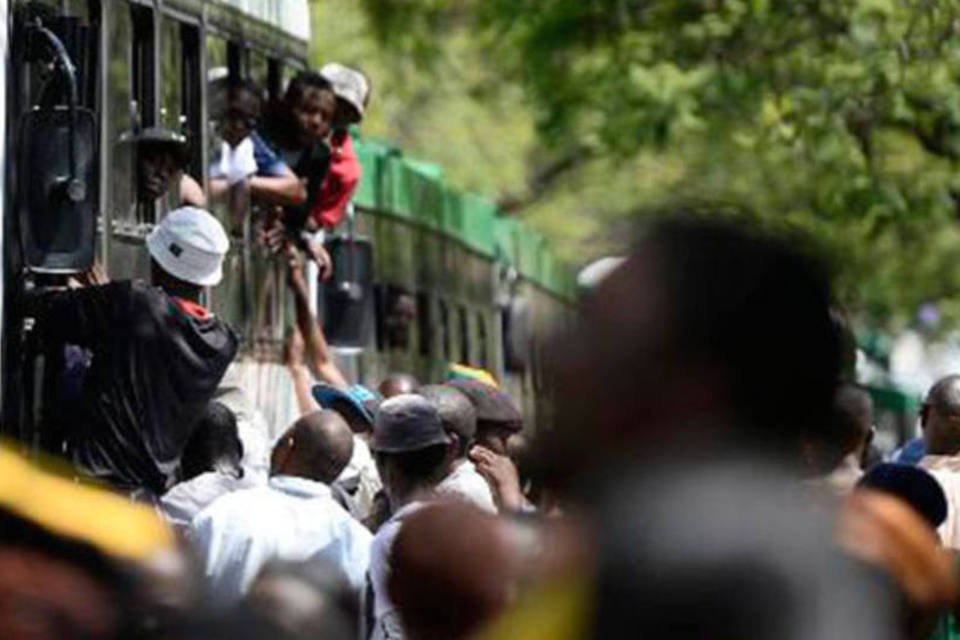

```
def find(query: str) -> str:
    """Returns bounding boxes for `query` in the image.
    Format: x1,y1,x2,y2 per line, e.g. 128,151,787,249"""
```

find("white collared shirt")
919,455,960,549
160,470,258,528
436,460,497,513
191,474,373,605
367,501,426,640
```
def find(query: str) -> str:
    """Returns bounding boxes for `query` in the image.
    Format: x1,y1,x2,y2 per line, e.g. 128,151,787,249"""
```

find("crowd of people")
12,58,960,640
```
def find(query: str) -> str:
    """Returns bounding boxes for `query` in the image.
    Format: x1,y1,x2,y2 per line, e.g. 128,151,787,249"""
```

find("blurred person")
388,503,519,640
919,375,960,549
160,401,257,529
379,372,419,399
0,446,175,640
313,63,369,230
246,558,358,640
191,410,371,605
543,214,844,488
512,214,907,639
284,244,383,517
0,509,138,640
845,464,956,639
261,71,338,275
418,384,497,513
29,207,237,497
445,378,522,455
804,383,874,498
208,77,306,206
367,395,451,639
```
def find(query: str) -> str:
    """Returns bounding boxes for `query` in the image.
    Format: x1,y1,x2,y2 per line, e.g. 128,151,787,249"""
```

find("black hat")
118,126,190,165
857,463,947,529
444,378,522,432
371,394,450,454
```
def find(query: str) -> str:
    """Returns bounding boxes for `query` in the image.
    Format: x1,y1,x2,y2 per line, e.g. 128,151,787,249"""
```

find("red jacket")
311,132,361,229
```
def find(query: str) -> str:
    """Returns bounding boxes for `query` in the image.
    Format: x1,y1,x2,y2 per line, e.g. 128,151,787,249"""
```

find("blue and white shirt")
191,474,373,605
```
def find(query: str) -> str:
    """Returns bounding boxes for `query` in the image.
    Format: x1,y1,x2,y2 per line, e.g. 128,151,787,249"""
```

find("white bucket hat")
146,207,229,287
320,63,369,118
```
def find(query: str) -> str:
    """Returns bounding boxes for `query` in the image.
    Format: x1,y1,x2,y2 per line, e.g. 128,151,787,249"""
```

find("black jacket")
35,281,238,495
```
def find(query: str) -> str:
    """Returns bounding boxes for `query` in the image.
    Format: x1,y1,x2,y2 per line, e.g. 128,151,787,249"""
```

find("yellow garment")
0,445,172,560
478,576,591,640
446,364,499,388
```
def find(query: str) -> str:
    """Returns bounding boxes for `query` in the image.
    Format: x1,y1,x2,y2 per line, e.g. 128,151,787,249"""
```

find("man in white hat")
31,207,238,497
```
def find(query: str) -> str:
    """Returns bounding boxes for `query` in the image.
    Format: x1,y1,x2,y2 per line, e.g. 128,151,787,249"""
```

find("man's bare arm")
286,245,349,390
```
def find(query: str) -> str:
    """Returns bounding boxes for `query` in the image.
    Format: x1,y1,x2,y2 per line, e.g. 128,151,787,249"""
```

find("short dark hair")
180,402,243,481
833,383,873,454
284,70,333,107
376,444,449,485
417,385,476,457
639,215,840,448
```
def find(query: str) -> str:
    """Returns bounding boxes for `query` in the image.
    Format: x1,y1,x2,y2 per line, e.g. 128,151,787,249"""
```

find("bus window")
476,311,488,368
159,17,182,131
158,16,182,218
417,292,432,358
267,58,282,103
248,49,270,94
459,306,470,365
130,5,155,224
130,6,154,128
180,23,202,181
104,4,135,232
439,299,451,362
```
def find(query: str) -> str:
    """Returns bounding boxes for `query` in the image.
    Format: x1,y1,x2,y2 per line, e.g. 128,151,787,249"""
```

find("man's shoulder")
192,484,273,526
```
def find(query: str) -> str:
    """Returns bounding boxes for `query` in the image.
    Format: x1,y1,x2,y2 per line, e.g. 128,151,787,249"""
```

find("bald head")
923,375,960,455
417,385,476,457
271,410,354,483
379,373,419,399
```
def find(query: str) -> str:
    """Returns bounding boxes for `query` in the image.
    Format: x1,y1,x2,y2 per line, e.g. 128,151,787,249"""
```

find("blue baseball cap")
312,383,381,427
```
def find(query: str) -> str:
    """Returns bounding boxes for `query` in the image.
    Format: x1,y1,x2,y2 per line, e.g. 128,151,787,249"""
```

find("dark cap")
371,394,450,454
444,379,522,432
119,126,190,165
857,463,947,529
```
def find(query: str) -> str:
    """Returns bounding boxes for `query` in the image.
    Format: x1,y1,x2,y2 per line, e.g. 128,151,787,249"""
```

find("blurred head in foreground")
388,503,519,640
0,509,136,640
545,214,842,491
246,559,357,639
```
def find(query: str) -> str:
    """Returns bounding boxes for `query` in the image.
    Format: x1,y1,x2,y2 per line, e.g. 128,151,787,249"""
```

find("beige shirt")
918,455,960,549
805,453,863,499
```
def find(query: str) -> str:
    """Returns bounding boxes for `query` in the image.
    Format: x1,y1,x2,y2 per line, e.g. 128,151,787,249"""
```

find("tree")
348,0,960,332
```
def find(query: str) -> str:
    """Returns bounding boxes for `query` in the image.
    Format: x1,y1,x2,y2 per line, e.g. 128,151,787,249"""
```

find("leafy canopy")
352,0,960,332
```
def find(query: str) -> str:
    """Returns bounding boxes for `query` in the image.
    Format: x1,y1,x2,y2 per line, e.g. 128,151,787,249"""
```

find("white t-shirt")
436,460,497,513
338,435,383,518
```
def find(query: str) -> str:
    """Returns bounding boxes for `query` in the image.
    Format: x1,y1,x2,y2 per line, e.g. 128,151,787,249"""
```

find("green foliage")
343,0,960,333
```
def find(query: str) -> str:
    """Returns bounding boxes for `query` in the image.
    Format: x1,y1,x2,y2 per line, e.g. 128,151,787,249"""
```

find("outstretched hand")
68,261,109,289
307,241,334,282
470,445,525,512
